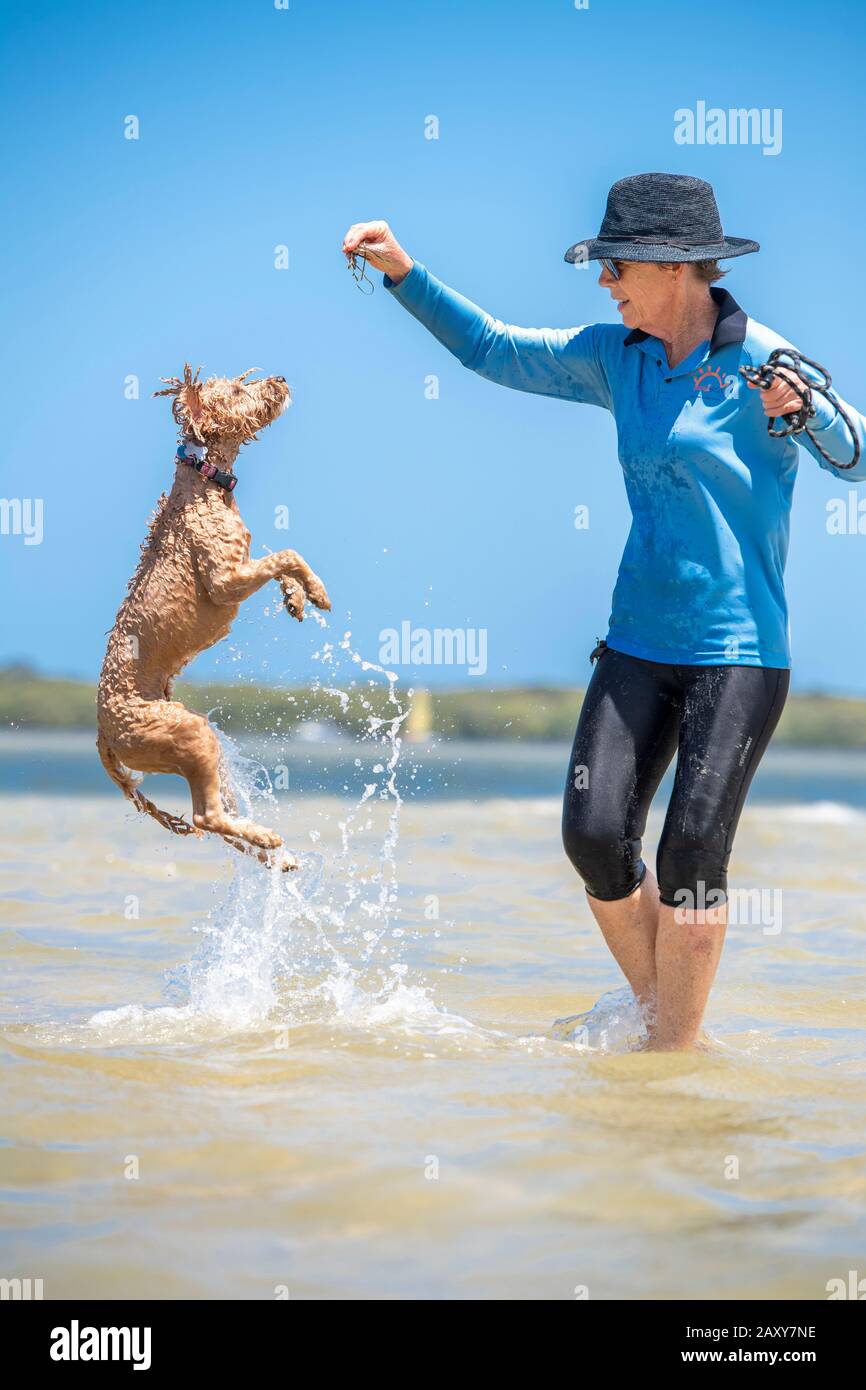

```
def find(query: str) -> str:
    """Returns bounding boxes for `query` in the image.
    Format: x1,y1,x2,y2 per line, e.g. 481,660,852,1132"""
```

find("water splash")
547,987,653,1052
95,622,452,1041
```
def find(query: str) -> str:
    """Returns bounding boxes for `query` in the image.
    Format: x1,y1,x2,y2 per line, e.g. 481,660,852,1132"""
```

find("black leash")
739,349,860,470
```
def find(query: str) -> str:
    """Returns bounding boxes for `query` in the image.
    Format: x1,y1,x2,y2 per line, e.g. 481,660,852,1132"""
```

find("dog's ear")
154,364,207,442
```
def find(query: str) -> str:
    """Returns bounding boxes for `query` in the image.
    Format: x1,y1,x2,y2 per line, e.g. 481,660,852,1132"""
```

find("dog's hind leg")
183,721,296,869
97,732,199,838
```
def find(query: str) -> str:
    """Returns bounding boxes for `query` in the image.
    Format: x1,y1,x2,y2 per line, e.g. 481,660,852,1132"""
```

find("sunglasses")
600,257,623,280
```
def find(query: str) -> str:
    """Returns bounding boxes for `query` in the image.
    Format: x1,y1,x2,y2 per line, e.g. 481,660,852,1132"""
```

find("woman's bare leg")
585,868,661,1011
650,901,727,1050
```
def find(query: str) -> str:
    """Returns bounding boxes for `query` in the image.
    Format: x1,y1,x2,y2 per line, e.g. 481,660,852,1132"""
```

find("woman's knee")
562,818,643,901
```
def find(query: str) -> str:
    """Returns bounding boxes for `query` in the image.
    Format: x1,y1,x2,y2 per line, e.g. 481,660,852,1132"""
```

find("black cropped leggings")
562,645,789,908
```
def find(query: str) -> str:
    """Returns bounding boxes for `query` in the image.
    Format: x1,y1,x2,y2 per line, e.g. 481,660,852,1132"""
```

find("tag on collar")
176,439,237,492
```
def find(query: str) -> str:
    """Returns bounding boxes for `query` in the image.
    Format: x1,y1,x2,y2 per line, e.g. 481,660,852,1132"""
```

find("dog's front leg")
198,548,330,610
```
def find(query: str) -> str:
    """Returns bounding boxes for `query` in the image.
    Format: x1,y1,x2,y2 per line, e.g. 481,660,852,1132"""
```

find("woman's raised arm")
342,220,612,410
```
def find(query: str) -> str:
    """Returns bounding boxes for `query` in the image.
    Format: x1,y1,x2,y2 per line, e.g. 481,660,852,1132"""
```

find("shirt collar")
623,286,747,356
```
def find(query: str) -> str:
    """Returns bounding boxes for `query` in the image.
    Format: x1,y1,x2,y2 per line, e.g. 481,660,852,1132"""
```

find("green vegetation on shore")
3,665,866,746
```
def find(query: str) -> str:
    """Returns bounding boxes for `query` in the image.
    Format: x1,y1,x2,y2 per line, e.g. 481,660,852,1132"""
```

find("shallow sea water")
1,728,865,1300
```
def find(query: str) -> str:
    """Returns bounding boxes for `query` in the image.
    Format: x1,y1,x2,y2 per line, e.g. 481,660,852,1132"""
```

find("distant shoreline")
5,667,866,747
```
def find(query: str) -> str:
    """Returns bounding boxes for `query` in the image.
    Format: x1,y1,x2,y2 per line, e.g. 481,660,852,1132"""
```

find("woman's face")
598,260,678,332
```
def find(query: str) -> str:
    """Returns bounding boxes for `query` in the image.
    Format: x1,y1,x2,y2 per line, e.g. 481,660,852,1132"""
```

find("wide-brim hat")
564,172,759,265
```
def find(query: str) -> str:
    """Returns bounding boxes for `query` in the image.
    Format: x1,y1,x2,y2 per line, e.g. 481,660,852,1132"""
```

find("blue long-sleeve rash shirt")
386,261,866,668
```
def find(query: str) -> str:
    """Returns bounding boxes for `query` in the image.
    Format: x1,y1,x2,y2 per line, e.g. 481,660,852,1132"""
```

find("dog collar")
176,439,237,493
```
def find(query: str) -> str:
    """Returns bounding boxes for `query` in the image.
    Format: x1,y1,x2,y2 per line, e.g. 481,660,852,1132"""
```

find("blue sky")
2,0,865,692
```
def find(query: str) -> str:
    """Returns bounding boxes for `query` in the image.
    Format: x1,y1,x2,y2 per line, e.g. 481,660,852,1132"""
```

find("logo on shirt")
692,365,737,404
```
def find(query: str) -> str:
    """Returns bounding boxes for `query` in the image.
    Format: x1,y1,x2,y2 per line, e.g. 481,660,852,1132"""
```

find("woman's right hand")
342,221,414,285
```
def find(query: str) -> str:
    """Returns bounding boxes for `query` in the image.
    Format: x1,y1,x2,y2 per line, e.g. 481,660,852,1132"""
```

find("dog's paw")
306,574,331,611
255,826,284,850
279,576,306,621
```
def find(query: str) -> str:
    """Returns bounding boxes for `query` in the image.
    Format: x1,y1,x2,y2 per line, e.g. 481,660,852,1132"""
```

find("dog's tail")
96,734,199,837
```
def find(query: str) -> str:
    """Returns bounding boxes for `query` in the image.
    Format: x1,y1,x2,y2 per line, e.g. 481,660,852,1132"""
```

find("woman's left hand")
748,365,808,419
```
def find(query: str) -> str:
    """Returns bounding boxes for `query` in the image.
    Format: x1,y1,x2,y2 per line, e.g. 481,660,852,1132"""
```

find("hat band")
595,234,718,249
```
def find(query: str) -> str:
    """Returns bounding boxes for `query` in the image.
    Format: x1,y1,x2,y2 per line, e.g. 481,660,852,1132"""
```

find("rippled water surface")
2,732,866,1300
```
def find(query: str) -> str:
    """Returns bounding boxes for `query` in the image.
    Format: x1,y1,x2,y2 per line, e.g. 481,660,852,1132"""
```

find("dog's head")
155,364,291,446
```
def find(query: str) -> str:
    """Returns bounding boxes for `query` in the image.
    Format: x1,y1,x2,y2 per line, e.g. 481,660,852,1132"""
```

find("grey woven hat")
564,172,759,265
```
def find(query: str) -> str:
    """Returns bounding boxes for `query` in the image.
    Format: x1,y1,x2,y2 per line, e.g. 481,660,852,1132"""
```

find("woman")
342,173,866,1051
